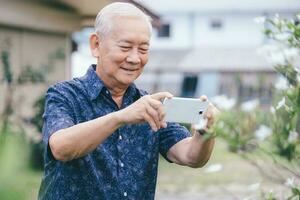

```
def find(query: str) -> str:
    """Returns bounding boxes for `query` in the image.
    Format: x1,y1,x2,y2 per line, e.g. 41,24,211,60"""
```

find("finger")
207,103,220,118
199,95,208,102
206,116,214,128
161,121,167,128
204,109,212,119
148,99,165,121
158,108,166,121
143,112,158,131
148,98,162,110
204,105,219,128
146,103,161,130
204,103,215,117
151,92,173,101
145,97,164,127
158,105,166,121
206,109,213,120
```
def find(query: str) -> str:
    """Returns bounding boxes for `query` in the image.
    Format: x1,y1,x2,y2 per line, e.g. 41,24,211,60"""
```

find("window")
181,75,198,97
210,19,223,30
157,23,170,38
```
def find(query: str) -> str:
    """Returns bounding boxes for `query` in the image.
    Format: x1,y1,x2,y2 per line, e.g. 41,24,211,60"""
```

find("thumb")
151,92,173,101
199,95,208,102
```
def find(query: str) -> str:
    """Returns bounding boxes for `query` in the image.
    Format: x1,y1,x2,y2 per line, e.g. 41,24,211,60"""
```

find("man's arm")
49,92,172,162
166,98,219,168
49,111,123,161
166,131,215,168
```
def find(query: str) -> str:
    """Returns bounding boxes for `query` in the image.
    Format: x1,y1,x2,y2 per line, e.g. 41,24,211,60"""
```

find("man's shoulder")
46,78,83,98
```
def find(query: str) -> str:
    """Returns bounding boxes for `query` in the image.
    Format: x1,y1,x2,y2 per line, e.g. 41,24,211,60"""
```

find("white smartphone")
162,97,209,124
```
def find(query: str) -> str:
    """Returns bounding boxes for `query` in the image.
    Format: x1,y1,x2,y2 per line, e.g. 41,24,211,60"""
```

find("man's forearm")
186,132,215,167
49,111,124,161
168,131,215,168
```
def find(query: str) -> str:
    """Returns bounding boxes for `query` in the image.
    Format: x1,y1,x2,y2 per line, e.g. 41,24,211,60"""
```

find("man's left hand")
199,95,220,130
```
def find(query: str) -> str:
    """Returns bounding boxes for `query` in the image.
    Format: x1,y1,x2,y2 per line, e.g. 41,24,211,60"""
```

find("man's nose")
126,49,141,64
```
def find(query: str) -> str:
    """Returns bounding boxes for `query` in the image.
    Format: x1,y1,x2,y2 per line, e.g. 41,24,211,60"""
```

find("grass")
156,139,291,199
0,132,293,200
158,140,259,186
0,132,42,200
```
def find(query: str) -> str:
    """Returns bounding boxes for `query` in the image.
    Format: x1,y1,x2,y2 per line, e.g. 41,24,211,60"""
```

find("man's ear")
90,33,101,58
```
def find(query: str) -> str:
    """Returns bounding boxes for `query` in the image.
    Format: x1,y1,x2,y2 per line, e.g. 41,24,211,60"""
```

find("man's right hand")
117,92,173,131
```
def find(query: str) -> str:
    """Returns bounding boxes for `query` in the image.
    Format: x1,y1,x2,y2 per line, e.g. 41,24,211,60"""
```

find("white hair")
94,2,152,37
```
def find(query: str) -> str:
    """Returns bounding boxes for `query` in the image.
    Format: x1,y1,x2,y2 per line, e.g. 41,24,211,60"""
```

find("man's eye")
120,46,131,51
139,48,148,54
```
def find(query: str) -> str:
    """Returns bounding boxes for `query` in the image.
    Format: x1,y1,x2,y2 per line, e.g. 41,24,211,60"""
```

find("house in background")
134,0,300,105
0,0,159,136
0,0,80,125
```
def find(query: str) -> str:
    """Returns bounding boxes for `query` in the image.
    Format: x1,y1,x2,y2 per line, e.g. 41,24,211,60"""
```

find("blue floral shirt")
38,65,190,200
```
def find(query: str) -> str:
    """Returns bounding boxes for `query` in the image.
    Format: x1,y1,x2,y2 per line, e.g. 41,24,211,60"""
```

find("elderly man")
38,2,217,200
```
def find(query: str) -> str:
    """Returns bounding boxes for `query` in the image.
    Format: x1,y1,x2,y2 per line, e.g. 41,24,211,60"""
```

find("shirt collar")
81,64,104,100
81,64,141,101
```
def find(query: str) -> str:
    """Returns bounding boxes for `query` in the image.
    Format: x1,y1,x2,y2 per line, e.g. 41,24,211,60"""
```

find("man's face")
96,16,151,87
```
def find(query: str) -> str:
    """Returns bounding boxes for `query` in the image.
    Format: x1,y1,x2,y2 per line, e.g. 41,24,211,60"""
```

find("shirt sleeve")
158,122,191,163
42,84,75,160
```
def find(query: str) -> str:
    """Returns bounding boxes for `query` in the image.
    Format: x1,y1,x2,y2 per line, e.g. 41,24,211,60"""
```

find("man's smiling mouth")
120,67,139,71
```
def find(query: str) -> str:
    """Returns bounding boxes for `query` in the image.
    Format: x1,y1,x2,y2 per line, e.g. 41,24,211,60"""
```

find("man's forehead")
108,16,151,44
111,15,151,32
118,39,150,45
112,15,148,24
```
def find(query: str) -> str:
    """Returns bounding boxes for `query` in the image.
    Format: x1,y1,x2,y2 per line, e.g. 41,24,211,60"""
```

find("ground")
155,140,289,200
0,134,291,200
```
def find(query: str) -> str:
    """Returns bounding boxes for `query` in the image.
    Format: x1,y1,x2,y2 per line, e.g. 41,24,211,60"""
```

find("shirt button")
120,162,124,168
105,90,109,95
124,192,127,197
119,135,123,140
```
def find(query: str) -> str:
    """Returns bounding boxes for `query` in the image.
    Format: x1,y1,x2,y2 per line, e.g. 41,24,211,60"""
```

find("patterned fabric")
38,64,190,200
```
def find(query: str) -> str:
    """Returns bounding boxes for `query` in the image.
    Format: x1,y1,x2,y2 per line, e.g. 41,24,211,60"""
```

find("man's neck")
95,66,128,108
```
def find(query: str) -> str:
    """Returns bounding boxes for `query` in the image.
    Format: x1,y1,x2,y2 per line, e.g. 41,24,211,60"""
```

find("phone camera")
199,111,203,115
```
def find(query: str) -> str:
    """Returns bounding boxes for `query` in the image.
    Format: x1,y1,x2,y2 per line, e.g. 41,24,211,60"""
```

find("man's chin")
118,77,137,86
115,72,141,86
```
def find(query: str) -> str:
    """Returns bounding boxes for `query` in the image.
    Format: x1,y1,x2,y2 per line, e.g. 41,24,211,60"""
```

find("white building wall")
150,14,192,49
193,14,264,47
150,12,296,49
150,12,266,49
